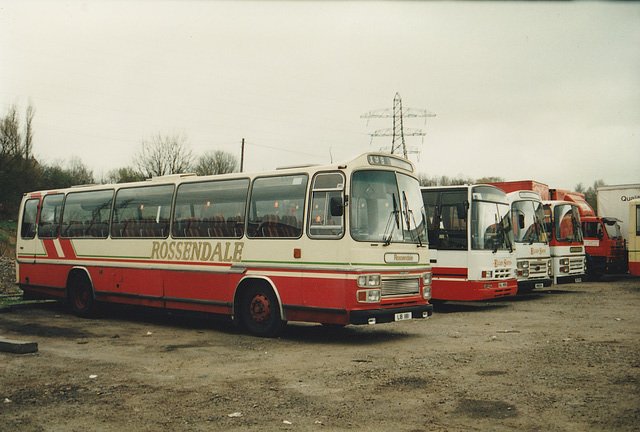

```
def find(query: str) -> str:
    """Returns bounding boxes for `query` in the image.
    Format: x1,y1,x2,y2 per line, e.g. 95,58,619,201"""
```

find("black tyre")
240,284,285,337
69,273,97,318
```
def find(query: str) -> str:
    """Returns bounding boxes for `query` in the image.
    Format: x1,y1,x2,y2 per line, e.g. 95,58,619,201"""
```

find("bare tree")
0,104,22,156
476,176,505,184
0,103,39,218
102,166,145,184
417,173,438,186
24,103,35,159
68,156,94,185
39,158,95,189
193,150,239,176
418,173,502,187
134,132,194,178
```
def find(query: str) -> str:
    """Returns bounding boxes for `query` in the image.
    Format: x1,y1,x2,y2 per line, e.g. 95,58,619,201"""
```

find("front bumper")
517,278,552,293
350,304,433,325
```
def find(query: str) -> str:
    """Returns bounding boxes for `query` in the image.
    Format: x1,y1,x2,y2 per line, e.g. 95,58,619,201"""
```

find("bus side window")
20,198,39,239
38,194,64,238
172,179,249,239
60,190,114,238
247,174,307,239
308,172,345,239
112,184,174,238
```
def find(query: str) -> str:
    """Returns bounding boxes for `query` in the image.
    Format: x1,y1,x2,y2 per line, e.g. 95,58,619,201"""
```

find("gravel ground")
0,256,19,296
1,273,639,431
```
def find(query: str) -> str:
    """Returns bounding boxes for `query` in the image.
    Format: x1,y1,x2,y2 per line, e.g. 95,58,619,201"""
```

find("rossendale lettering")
150,240,244,263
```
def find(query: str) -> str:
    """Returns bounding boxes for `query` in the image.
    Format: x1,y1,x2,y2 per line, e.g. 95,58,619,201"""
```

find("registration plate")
575,277,582,283
395,312,412,321
535,283,544,289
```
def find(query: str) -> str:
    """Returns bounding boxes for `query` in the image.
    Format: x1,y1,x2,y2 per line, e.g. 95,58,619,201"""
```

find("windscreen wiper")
493,214,500,253
402,191,424,247
501,214,513,252
383,194,400,246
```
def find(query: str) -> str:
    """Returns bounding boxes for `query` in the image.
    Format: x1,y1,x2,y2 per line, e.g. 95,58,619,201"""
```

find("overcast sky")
1,1,639,190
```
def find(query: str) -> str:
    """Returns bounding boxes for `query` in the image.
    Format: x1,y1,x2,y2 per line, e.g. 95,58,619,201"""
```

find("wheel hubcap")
75,289,88,309
249,294,271,324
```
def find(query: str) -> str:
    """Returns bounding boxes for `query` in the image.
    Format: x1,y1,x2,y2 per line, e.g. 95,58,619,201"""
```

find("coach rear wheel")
241,285,285,337
69,274,97,318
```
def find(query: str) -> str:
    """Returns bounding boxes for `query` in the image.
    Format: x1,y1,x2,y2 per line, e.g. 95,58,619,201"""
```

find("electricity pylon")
361,92,435,160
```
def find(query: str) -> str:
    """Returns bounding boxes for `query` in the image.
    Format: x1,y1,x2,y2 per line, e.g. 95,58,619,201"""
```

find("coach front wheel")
240,285,285,337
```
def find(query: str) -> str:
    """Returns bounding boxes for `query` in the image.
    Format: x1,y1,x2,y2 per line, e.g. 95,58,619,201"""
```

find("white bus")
16,153,433,337
421,185,518,301
542,200,586,284
505,190,552,293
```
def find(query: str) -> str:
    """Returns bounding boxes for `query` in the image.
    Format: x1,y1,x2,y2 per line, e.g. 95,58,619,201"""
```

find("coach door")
17,197,40,264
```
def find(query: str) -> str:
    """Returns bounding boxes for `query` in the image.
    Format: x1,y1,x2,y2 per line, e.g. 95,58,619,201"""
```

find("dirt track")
1,276,639,431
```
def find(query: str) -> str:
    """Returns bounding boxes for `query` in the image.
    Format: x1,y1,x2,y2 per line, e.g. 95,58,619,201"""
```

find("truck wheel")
240,284,285,337
69,273,97,318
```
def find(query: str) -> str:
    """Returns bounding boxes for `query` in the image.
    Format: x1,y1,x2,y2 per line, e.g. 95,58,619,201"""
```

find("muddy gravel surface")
0,256,18,295
1,275,639,431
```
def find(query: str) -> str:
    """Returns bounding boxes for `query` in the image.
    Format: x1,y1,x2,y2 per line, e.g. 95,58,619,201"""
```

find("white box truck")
597,184,640,244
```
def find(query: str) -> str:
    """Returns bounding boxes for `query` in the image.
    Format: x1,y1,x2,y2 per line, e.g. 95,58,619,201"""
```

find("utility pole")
240,138,245,172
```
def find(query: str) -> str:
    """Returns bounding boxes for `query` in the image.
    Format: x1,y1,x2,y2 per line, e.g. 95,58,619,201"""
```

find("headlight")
357,274,381,288
481,270,493,279
423,284,431,300
357,289,381,303
560,258,570,266
517,261,529,269
422,272,432,285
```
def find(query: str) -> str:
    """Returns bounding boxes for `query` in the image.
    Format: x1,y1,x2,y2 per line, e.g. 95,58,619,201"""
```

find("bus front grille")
569,258,584,273
494,268,512,279
381,277,420,298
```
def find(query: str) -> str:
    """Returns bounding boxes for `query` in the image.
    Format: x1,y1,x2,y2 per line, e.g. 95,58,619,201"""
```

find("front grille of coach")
569,257,584,273
381,276,420,298
529,260,548,278
494,268,512,279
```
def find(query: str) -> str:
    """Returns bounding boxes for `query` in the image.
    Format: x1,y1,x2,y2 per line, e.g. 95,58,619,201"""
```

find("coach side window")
38,194,64,238
172,179,249,238
308,172,345,239
20,198,39,239
112,184,174,238
247,174,307,238
61,190,114,238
